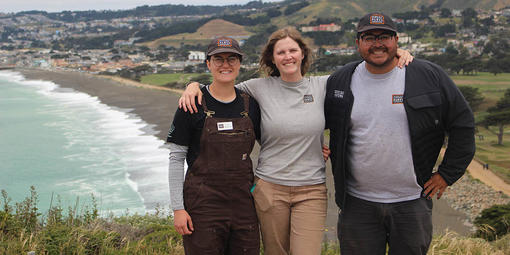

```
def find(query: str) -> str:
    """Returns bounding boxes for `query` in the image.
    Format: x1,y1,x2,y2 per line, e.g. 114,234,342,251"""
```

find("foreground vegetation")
0,187,183,254
2,188,510,254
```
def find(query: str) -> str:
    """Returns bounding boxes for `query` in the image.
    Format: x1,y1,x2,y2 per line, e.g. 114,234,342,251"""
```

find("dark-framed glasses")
361,33,394,44
211,56,240,67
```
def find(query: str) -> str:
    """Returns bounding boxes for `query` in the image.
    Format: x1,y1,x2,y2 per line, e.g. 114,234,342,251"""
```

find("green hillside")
442,0,510,10
135,0,510,50
278,0,510,22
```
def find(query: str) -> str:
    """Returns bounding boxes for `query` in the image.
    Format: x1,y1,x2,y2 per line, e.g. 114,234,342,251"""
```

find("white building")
398,33,412,44
188,51,206,61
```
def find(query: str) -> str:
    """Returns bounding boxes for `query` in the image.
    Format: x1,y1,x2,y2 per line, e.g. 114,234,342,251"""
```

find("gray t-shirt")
238,76,328,186
347,62,422,203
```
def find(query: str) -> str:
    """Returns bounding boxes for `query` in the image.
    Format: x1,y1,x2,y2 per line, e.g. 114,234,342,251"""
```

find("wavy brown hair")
259,27,312,77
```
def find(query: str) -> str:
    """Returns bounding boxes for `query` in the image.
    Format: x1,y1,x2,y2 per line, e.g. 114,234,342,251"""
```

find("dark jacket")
325,59,475,209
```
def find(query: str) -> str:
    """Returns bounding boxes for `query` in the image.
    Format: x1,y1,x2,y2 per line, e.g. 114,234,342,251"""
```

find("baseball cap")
357,12,397,33
206,36,244,57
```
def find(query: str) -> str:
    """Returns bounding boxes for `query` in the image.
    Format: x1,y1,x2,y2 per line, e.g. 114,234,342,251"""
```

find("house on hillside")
398,33,412,44
502,8,510,17
188,51,206,61
452,9,462,17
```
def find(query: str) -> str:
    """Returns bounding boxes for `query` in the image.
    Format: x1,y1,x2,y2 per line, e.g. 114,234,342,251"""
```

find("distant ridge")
145,19,253,48
140,0,510,47
9,0,509,21
196,19,252,39
279,0,510,22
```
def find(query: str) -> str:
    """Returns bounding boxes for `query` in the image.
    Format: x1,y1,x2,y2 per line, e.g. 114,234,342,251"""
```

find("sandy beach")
17,68,479,239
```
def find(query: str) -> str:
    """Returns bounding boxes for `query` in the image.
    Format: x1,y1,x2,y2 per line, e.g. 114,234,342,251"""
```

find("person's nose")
220,59,230,67
373,38,384,46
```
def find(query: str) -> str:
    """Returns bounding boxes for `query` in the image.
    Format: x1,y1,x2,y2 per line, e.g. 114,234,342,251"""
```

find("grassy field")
451,72,510,113
449,72,510,184
140,73,208,86
473,126,510,183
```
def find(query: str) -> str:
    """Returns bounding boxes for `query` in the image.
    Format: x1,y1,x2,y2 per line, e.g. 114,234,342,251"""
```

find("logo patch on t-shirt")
303,94,314,103
392,94,404,104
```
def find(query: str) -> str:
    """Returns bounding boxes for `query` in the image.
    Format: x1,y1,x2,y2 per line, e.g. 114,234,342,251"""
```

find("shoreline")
18,68,182,141
13,68,496,238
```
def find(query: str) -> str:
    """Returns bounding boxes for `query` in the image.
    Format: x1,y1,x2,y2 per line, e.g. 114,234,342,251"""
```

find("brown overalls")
182,94,260,255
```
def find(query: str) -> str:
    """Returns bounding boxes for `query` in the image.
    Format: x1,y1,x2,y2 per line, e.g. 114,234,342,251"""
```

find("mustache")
368,46,388,53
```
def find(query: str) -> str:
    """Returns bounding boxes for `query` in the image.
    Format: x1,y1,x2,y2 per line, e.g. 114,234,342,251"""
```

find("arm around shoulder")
179,82,204,113
248,97,261,141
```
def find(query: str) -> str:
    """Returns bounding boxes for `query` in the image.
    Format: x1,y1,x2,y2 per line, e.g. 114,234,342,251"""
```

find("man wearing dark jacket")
325,12,475,255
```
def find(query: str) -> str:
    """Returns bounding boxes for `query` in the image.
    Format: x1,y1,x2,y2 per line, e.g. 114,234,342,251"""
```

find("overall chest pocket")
406,92,442,132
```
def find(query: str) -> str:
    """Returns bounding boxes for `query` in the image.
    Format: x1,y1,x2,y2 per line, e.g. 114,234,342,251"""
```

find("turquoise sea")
0,70,170,215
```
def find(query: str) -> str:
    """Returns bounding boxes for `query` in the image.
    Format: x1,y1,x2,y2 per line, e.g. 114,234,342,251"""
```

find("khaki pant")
252,178,327,255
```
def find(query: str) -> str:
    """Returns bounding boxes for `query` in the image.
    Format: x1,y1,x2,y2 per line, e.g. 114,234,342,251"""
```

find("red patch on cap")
217,39,232,47
370,15,385,25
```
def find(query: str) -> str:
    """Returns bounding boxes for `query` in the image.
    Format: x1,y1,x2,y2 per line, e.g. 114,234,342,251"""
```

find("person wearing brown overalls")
167,37,261,255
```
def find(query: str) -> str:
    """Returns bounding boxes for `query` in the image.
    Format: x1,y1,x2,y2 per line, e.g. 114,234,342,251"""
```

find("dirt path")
466,159,510,196
440,148,510,196
441,148,510,196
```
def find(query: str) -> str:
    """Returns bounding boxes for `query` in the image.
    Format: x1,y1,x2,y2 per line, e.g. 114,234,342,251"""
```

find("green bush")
39,224,78,254
474,203,510,241
141,224,182,252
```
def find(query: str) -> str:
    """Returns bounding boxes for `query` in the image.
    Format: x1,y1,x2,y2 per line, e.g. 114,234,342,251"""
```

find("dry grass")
428,231,510,255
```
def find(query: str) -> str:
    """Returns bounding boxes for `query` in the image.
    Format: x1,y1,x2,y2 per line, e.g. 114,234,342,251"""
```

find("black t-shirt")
167,86,261,168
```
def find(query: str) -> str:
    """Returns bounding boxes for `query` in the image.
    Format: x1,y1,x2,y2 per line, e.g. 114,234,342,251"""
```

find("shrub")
474,203,510,241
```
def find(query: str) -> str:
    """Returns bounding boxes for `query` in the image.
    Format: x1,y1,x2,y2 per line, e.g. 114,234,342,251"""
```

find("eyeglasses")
360,33,394,44
211,56,240,67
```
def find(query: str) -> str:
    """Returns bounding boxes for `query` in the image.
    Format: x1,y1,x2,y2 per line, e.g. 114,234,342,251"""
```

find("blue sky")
3,0,279,13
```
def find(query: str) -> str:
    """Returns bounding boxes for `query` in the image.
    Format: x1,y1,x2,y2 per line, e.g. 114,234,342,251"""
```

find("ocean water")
0,70,170,215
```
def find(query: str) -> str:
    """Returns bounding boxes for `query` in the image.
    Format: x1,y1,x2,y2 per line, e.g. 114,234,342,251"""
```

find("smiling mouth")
219,70,233,74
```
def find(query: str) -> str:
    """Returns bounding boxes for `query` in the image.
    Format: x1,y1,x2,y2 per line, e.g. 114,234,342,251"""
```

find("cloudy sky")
3,0,278,13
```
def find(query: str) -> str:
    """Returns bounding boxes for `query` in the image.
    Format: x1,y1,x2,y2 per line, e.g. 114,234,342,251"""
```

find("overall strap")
201,96,215,117
240,93,250,117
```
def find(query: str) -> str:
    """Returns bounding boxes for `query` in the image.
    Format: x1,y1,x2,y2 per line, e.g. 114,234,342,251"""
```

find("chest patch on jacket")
334,90,344,99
